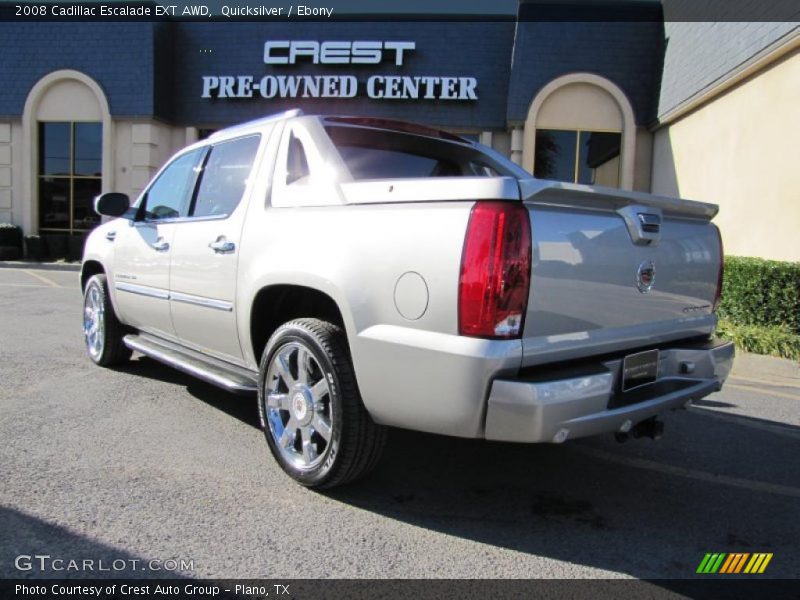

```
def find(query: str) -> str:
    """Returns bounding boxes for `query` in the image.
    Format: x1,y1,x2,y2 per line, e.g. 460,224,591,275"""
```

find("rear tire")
258,318,386,489
82,274,132,366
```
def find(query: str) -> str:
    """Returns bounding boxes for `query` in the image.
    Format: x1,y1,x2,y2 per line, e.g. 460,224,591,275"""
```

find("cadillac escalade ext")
81,110,734,488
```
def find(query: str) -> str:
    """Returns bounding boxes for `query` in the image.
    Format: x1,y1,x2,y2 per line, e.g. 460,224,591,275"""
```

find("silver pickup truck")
81,109,734,488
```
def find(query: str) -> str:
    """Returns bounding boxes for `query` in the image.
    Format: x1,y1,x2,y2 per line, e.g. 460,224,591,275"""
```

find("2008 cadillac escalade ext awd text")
81,110,734,488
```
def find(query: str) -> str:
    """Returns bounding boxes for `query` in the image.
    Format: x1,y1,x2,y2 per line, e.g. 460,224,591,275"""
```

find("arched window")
22,70,112,234
522,73,636,190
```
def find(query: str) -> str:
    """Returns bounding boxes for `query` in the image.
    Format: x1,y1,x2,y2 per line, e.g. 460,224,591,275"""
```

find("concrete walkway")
729,351,800,390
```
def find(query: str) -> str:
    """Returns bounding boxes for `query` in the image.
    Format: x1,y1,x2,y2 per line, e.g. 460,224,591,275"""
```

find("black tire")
82,274,132,366
258,318,386,489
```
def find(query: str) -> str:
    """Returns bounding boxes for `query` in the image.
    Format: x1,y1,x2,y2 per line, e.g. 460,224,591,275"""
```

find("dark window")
73,179,102,230
192,135,261,218
534,130,577,183
39,178,70,230
578,131,621,187
534,129,621,187
286,133,310,185
39,122,70,176
144,148,204,220
325,125,516,181
38,122,102,233
73,123,102,176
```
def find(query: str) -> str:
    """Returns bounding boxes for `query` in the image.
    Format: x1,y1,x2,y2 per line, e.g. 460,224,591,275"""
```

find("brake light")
459,201,532,338
713,225,724,312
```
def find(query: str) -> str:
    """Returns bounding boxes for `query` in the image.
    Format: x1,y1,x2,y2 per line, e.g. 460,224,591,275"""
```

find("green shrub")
717,319,800,362
718,256,800,335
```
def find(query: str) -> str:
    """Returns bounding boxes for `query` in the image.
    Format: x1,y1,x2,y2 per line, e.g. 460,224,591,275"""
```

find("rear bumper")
485,338,734,443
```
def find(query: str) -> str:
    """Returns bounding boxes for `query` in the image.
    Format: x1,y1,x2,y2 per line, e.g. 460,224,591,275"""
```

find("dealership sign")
201,41,479,101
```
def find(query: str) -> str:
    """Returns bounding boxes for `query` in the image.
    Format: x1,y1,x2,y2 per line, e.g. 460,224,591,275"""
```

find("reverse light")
458,201,532,339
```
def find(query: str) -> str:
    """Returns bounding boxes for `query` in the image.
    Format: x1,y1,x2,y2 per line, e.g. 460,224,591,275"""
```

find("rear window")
325,125,514,181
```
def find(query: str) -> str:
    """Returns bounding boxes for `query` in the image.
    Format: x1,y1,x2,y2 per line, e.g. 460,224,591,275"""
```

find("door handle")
208,237,235,254
151,238,170,252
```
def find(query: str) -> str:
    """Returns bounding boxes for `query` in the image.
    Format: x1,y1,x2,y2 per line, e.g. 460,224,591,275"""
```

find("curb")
0,261,81,273
729,352,800,389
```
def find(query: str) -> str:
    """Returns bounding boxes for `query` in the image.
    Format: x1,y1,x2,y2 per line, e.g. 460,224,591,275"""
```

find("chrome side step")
123,334,258,394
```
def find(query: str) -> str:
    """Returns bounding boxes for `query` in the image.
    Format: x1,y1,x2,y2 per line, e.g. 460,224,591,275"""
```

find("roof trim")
208,109,303,139
655,27,800,128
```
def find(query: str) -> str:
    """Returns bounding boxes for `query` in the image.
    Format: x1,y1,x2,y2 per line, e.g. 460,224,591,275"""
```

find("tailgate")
518,179,722,367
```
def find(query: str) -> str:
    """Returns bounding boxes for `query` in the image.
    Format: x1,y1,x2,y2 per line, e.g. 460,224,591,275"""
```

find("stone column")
510,127,524,166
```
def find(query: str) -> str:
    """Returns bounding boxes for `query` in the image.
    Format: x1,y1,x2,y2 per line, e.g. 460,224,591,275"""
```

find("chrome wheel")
83,283,105,360
265,341,333,470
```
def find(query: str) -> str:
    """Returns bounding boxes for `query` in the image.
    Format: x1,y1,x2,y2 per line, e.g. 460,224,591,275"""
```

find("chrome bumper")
484,339,735,443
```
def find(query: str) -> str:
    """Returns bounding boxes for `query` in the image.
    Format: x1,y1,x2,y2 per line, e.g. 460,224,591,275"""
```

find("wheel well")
80,260,104,291
250,285,346,363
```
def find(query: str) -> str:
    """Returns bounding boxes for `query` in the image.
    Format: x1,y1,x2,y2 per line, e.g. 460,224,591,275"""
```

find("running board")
123,334,258,394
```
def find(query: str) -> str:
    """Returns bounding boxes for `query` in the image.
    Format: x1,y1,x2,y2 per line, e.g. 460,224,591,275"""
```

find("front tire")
258,318,386,489
82,274,132,366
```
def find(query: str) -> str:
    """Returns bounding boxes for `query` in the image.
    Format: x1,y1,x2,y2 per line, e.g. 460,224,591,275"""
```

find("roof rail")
209,109,303,139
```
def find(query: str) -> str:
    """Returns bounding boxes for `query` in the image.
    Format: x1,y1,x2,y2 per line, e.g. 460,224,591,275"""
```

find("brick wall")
507,20,665,125
0,22,157,118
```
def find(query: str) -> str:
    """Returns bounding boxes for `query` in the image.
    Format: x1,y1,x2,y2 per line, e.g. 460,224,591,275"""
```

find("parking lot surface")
1,267,798,580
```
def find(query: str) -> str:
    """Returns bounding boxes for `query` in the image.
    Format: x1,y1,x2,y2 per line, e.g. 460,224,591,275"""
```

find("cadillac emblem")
637,260,656,293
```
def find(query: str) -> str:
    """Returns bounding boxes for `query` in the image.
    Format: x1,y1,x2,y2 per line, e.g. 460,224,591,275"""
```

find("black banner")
2,1,800,22
2,579,800,600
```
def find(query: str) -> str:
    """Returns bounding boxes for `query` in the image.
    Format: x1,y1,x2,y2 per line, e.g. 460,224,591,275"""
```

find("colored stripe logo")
697,553,773,574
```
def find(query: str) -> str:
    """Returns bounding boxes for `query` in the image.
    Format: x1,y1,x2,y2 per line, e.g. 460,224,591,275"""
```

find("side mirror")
94,193,130,218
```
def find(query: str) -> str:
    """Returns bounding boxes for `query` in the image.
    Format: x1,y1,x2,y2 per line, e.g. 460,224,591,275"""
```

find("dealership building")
0,3,797,260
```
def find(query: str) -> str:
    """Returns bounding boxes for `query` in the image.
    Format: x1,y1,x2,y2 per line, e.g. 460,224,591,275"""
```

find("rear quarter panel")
237,200,523,437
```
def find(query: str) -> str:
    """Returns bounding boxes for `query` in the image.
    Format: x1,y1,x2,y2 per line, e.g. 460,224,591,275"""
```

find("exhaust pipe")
615,418,664,442
632,417,664,440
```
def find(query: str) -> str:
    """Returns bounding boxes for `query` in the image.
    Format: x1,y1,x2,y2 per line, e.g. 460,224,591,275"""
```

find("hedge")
716,320,800,362
0,223,23,249
718,256,800,335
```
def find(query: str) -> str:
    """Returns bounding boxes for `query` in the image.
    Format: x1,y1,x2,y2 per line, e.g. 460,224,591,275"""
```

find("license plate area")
621,349,659,391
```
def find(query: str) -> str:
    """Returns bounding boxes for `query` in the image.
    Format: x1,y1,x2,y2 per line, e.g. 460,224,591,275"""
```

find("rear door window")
286,133,311,185
191,135,261,218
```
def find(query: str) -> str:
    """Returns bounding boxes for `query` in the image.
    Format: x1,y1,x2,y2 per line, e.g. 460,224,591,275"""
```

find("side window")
144,148,204,220
191,135,261,218
286,133,310,185
468,161,501,177
271,123,344,208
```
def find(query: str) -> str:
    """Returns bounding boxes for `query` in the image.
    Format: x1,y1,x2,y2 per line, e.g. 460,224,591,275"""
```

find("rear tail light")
713,225,724,312
458,201,532,338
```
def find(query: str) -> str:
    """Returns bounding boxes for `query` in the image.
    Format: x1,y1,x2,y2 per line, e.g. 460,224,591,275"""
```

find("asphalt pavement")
1,267,798,581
